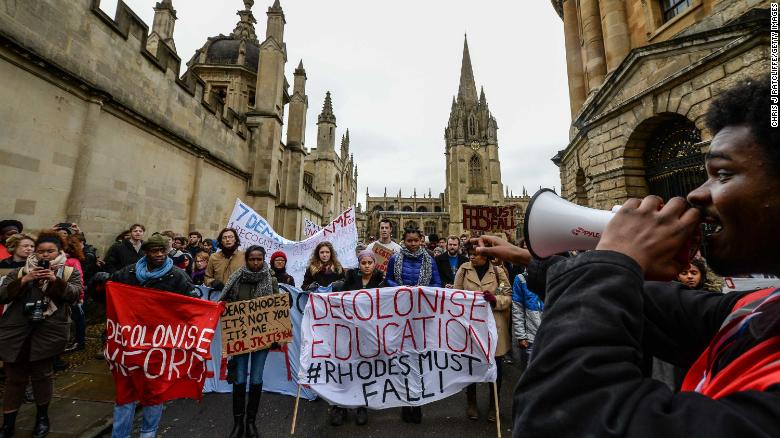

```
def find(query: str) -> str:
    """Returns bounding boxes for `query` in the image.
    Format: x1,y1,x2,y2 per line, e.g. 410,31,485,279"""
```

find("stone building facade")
0,0,358,251
551,0,770,208
365,37,530,242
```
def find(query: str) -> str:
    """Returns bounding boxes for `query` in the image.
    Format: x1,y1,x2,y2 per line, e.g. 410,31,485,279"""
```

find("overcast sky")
100,0,570,206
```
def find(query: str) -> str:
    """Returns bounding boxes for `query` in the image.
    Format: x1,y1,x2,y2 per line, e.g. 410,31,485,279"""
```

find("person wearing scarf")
190,251,209,286
302,242,345,290
205,228,245,289
0,232,81,438
382,227,442,425
109,234,195,438
219,246,279,438
270,251,295,286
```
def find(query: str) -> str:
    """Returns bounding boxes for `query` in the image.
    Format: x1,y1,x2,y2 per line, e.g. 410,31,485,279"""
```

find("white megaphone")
524,189,620,259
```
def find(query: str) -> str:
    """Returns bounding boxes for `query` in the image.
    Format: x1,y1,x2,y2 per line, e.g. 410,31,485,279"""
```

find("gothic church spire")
457,35,478,104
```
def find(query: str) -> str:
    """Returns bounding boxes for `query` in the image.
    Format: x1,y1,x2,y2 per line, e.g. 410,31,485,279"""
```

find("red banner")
462,205,516,232
105,281,224,406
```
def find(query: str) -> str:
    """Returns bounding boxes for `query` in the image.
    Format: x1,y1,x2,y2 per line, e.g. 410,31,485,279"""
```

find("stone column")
563,0,587,117
580,0,607,92
66,96,103,224
599,0,630,72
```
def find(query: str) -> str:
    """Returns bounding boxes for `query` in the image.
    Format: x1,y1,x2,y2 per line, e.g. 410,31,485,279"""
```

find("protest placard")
104,282,224,406
226,199,358,286
221,293,293,356
298,286,497,409
371,243,394,273
462,205,516,232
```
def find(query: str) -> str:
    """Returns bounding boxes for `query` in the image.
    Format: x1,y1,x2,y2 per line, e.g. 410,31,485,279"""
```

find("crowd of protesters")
1,77,777,437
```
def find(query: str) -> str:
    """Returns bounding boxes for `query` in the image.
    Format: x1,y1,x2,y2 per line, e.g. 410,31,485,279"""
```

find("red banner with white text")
105,281,224,406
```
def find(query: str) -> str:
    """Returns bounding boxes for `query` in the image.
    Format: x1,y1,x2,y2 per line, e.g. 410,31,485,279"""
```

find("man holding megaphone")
478,78,780,437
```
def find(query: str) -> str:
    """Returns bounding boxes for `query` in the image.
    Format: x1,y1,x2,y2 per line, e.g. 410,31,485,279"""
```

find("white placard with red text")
226,199,358,287
298,286,498,409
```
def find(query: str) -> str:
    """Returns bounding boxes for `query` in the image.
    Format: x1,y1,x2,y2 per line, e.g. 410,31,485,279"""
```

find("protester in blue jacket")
511,273,543,362
382,226,441,424
384,228,442,290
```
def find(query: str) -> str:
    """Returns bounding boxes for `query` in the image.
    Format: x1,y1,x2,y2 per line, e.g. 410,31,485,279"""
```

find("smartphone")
38,260,50,270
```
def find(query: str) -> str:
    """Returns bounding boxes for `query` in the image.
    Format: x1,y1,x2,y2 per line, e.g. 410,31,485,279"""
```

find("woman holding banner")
301,242,345,290
384,227,442,424
327,250,386,426
219,245,280,438
454,241,510,423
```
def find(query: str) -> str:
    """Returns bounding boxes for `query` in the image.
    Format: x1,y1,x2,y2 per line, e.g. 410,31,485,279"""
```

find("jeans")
112,402,163,438
71,303,86,346
232,349,269,385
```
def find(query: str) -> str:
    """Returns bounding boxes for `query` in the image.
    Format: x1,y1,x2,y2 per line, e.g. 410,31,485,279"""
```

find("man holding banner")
109,235,216,438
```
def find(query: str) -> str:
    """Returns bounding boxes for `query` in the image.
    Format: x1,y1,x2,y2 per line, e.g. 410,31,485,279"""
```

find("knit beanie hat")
141,234,167,251
271,251,287,262
357,250,376,262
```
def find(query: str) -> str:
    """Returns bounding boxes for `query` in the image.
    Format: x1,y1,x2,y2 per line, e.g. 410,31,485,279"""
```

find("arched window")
402,206,413,212
404,221,419,231
424,221,437,236
469,154,483,192
434,206,442,212
416,206,428,213
372,205,383,213
468,114,477,137
643,116,703,201
387,205,395,211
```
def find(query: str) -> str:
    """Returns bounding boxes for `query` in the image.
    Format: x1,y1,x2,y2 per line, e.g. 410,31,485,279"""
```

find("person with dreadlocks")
383,226,442,424
220,245,280,438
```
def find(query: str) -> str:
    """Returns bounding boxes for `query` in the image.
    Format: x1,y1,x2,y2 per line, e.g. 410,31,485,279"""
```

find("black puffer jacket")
513,251,779,438
334,268,385,291
111,265,196,296
103,240,143,274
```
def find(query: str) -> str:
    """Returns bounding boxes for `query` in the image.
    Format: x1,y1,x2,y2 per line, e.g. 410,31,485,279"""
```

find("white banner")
304,219,322,238
298,286,498,409
226,199,358,287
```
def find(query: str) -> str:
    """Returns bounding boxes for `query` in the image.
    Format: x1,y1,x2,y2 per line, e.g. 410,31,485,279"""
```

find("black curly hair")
706,77,779,167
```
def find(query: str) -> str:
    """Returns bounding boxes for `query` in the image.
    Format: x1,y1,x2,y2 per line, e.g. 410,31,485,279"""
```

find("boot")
228,384,246,438
32,404,49,438
400,406,411,423
329,406,346,426
245,384,261,438
465,384,478,420
487,385,497,423
0,411,17,438
410,406,422,424
354,407,368,426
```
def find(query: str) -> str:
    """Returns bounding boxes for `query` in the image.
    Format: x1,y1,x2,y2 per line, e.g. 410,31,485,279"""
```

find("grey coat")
0,267,81,362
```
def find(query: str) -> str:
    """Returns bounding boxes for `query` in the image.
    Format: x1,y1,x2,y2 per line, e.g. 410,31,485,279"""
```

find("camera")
24,299,46,322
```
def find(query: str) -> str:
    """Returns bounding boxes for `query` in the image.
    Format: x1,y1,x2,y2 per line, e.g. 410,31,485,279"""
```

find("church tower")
444,35,503,235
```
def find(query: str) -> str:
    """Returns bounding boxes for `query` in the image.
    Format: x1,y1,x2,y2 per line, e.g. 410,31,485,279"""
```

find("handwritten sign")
225,199,359,286
371,243,394,274
462,205,516,232
304,219,322,238
221,294,292,356
299,286,497,408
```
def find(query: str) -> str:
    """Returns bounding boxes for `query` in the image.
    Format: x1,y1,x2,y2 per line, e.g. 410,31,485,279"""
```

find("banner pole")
493,380,502,438
290,384,302,435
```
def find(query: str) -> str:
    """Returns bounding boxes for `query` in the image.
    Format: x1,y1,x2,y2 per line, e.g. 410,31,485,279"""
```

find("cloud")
100,0,570,206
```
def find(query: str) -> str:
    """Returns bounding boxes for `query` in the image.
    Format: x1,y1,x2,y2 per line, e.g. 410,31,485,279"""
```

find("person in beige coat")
205,228,245,288
453,241,511,424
